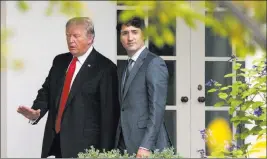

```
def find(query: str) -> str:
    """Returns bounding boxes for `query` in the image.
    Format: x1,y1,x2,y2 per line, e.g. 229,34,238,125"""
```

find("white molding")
190,1,206,157
205,106,229,111
1,1,7,158
166,106,178,110
175,14,191,157
205,57,245,61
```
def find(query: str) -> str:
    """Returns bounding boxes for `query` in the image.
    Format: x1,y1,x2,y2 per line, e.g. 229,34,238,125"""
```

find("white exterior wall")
3,1,116,157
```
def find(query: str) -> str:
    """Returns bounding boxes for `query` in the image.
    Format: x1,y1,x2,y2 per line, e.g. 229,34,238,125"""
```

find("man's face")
120,24,145,56
66,24,93,57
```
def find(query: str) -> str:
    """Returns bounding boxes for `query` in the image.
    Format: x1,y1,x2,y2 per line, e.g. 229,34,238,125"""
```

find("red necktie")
55,57,78,133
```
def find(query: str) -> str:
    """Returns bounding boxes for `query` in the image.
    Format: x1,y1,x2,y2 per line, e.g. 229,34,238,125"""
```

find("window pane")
205,61,246,106
164,110,177,150
117,10,128,56
117,60,176,106
148,42,176,56
205,12,232,57
148,14,176,56
205,61,232,106
205,27,232,57
166,61,176,105
236,61,246,82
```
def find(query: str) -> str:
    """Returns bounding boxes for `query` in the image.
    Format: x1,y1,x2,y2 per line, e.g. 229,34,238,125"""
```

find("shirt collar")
76,45,93,64
129,45,146,62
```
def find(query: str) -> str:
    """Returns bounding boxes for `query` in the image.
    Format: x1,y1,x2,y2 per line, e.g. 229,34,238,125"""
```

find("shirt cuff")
28,118,39,125
139,147,150,151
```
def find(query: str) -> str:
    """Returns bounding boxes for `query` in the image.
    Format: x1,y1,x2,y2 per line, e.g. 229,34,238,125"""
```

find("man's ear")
87,35,94,44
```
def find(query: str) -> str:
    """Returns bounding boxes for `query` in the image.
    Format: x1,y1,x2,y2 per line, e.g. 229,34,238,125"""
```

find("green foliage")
45,1,88,17
116,1,266,59
0,28,22,71
15,1,87,17
16,1,30,12
77,146,182,158
207,55,266,158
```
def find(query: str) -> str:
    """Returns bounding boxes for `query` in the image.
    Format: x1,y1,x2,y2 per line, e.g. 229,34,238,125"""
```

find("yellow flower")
206,117,232,153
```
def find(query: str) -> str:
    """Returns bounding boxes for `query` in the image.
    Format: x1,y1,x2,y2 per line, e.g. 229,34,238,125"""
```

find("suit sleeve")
140,57,169,149
30,56,57,125
99,64,120,151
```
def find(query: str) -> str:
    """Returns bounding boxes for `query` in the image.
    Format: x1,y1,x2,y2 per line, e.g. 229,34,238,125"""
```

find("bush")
77,146,182,158
205,55,266,158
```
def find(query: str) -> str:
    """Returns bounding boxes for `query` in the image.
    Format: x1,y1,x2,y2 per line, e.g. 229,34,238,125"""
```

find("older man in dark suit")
17,17,120,158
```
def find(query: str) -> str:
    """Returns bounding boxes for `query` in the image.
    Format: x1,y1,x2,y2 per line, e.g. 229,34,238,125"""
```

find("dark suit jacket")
31,48,120,158
115,48,172,154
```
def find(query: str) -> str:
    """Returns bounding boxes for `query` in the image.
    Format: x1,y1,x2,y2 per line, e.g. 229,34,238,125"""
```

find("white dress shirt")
128,45,146,66
29,46,93,124
69,45,93,89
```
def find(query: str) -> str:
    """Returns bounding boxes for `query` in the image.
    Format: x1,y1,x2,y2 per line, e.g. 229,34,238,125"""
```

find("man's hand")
136,148,151,158
17,105,40,120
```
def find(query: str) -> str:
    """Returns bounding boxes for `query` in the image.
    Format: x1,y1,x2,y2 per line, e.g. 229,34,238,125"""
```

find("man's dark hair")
116,17,145,32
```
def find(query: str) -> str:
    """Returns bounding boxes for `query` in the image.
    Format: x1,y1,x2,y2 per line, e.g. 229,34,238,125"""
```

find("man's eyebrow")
121,29,139,32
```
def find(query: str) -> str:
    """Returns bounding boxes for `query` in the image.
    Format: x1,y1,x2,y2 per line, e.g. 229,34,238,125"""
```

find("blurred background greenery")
1,1,266,71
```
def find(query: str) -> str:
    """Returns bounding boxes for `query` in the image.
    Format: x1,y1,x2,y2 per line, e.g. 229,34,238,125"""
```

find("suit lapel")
122,49,148,101
64,49,98,110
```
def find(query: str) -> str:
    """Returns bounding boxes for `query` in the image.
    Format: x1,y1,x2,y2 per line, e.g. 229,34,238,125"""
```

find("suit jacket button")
121,108,124,111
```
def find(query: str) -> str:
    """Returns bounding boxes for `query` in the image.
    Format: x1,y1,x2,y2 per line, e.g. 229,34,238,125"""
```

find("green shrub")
77,146,182,158
205,55,266,158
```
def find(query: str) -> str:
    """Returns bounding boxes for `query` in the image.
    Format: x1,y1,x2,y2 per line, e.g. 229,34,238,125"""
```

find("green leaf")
229,106,236,115
230,99,243,108
240,102,252,111
224,73,234,78
214,82,222,87
210,151,225,158
241,128,250,139
252,101,264,109
214,101,225,107
208,88,217,93
237,110,246,116
233,63,242,70
163,28,175,45
231,116,240,122
250,125,262,135
233,150,243,156
241,90,253,99
218,92,228,100
258,129,266,136
231,82,240,96
183,15,197,29
240,116,250,121
241,120,253,124
238,73,249,78
220,86,229,91
45,2,57,16
16,1,30,12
